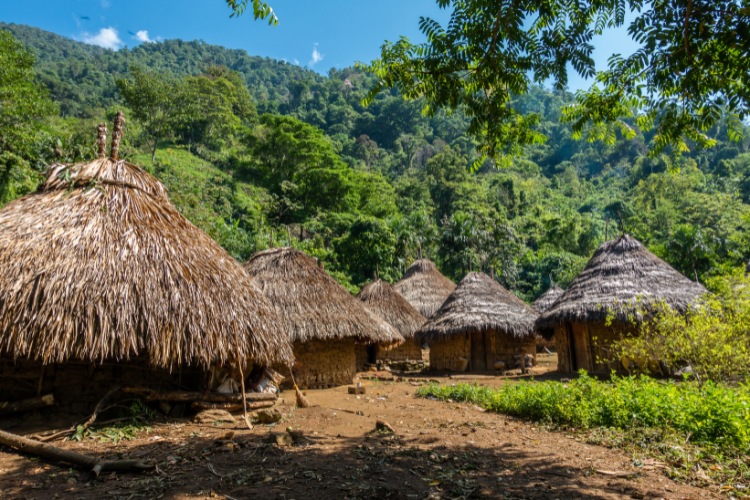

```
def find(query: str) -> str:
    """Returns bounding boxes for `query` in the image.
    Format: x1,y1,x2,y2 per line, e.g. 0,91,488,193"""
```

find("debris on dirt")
375,420,395,434
255,408,282,424
348,385,366,394
194,409,236,425
270,431,294,446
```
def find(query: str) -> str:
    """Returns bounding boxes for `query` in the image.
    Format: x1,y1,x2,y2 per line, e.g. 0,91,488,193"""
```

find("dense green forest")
2,23,749,300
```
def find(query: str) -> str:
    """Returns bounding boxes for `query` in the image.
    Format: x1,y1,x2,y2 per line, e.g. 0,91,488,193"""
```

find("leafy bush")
612,270,750,382
417,373,750,450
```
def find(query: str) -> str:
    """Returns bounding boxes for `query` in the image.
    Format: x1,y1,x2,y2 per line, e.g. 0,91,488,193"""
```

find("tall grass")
417,372,750,450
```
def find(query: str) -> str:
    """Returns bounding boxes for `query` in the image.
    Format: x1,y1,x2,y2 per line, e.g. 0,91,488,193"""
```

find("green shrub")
417,373,750,450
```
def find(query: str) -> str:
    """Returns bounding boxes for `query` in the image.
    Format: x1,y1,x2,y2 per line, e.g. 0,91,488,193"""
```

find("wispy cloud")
81,27,123,50
100,0,110,8
308,43,323,67
134,30,153,43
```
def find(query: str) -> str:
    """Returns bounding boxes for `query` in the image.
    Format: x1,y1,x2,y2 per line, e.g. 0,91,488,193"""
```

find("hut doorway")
469,331,491,371
566,322,593,372
366,344,378,364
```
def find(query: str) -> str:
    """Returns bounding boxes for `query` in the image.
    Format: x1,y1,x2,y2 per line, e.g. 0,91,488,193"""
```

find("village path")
0,360,715,499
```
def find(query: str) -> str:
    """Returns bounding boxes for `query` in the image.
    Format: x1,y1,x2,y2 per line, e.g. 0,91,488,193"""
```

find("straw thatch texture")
536,235,707,331
0,157,292,369
532,285,564,313
417,272,538,344
394,259,456,318
357,280,426,340
243,247,403,345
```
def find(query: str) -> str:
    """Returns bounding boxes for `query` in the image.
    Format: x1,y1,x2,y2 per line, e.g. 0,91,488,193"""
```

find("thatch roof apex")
394,258,456,318
536,234,707,330
244,247,403,345
0,156,292,368
417,272,538,344
357,279,426,340
532,285,565,313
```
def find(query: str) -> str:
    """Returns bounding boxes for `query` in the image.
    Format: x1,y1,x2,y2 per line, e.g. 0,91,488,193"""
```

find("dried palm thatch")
417,272,538,345
243,247,403,345
394,259,456,318
0,115,291,369
536,234,707,332
357,279,426,340
532,285,565,313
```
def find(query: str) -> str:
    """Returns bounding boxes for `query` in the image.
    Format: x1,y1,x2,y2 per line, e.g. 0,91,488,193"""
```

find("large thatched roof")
417,272,538,345
536,235,707,330
0,147,291,368
532,285,565,313
357,279,426,340
243,247,403,345
394,259,456,318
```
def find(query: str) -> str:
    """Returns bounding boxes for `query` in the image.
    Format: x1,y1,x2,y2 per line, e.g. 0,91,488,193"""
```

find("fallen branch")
190,400,275,412
123,387,276,403
28,387,122,442
0,428,154,477
0,394,54,416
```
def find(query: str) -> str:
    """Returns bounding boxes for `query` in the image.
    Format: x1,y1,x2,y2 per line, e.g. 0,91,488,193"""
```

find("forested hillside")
2,23,749,300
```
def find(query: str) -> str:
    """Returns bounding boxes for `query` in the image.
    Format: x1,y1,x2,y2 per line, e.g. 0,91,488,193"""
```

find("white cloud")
101,0,110,8
293,58,300,66
308,43,323,67
134,30,153,43
81,27,123,50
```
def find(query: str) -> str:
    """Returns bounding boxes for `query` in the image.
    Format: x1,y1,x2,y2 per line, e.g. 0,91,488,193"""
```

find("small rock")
255,408,282,424
375,420,395,434
193,409,236,425
270,431,294,446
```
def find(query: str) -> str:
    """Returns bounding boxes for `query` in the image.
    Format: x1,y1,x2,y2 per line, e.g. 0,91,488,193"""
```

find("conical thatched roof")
0,141,291,368
394,259,456,318
532,285,565,313
243,247,403,345
417,272,538,345
357,279,426,340
536,235,707,330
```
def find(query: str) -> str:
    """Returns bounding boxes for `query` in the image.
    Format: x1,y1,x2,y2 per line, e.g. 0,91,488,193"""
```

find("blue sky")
1,0,637,91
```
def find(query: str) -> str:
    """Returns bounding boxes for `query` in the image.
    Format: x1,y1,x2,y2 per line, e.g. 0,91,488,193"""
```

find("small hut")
394,259,456,319
536,235,707,373
531,285,565,352
0,115,292,410
417,272,538,372
357,279,427,368
244,248,402,389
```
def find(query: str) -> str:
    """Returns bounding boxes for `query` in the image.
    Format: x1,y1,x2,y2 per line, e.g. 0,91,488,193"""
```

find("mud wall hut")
244,248,402,389
0,115,292,410
417,272,538,372
536,235,707,373
394,259,456,319
531,285,565,352
357,279,426,367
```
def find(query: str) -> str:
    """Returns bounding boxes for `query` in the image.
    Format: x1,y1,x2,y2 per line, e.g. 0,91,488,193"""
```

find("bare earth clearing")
0,355,713,499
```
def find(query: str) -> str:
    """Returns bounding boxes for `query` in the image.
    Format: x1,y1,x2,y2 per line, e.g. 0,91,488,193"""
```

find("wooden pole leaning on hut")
0,428,154,477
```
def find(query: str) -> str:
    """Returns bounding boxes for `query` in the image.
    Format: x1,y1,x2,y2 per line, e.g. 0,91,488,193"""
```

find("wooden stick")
122,387,276,403
236,358,251,430
0,428,154,477
190,400,274,412
0,394,54,416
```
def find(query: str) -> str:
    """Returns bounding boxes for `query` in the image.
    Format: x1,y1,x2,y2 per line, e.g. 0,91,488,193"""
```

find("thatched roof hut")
394,259,456,318
418,272,537,344
244,247,402,388
536,235,707,373
0,115,291,370
532,285,565,313
417,272,538,372
357,279,426,365
357,279,426,341
536,235,707,331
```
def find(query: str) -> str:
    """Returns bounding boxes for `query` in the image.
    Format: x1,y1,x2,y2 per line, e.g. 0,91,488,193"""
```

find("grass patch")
417,372,750,490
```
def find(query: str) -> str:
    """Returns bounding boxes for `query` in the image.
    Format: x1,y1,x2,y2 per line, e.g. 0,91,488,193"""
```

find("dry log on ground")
0,394,54,416
190,400,275,412
122,387,276,403
0,428,154,477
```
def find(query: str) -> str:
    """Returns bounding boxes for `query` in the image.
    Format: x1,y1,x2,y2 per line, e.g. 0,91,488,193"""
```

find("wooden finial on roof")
109,111,125,160
96,122,107,158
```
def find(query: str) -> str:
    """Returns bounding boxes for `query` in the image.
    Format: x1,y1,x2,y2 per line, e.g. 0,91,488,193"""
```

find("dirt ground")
0,354,715,499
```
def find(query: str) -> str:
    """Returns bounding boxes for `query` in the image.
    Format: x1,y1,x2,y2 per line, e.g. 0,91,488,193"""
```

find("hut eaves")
394,259,456,318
